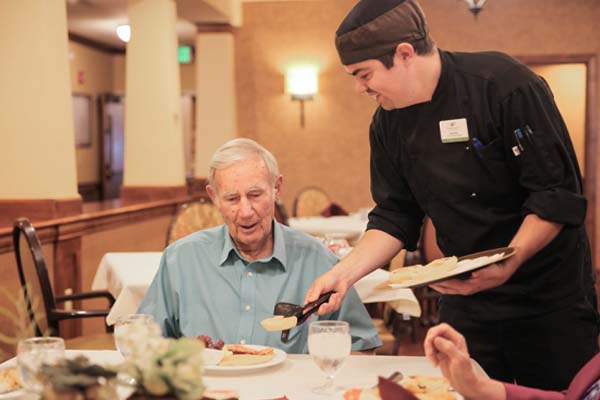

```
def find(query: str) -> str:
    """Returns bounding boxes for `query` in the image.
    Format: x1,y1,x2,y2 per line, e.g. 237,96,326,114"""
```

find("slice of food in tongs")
261,291,335,342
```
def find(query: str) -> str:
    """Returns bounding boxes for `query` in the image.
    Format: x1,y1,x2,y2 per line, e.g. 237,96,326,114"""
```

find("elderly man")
138,138,381,353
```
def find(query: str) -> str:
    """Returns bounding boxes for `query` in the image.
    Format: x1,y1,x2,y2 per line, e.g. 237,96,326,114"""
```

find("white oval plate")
204,345,286,373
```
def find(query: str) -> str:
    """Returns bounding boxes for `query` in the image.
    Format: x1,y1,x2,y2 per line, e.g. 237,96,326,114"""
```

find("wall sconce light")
286,65,318,128
116,24,131,43
464,0,488,17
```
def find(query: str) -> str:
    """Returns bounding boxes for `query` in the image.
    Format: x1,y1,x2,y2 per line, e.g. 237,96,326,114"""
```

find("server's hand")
429,257,519,295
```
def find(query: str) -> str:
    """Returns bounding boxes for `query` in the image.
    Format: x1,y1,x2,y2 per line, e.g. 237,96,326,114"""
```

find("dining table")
92,252,421,326
0,349,450,399
288,213,368,243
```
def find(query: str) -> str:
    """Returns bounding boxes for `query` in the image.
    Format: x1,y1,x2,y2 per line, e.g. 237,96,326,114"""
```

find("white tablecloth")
1,350,446,400
92,252,420,325
288,214,367,242
91,252,162,325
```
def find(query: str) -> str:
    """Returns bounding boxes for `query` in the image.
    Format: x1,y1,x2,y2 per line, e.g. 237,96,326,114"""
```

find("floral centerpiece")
116,319,206,400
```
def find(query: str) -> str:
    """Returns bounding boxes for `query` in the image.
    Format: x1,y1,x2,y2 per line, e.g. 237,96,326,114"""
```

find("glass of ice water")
114,313,154,358
17,336,65,393
308,320,351,395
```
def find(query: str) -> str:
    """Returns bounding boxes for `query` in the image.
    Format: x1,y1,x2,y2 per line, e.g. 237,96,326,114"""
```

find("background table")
288,214,368,243
91,252,162,325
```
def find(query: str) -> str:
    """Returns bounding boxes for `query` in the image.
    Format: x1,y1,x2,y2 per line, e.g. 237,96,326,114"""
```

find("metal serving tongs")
273,291,335,342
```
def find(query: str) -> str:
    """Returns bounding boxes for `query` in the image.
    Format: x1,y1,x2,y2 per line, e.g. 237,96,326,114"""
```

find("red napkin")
320,202,349,217
378,376,419,400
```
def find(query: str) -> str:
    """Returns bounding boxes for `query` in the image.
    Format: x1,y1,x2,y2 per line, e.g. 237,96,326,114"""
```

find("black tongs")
273,291,335,342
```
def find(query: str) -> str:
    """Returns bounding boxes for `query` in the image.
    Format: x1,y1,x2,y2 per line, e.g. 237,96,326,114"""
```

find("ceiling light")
116,25,131,43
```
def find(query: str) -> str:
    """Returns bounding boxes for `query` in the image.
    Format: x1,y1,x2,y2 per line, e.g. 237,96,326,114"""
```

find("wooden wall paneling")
54,237,82,338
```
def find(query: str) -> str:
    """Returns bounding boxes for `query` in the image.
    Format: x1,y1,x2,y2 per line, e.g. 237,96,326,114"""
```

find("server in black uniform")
305,0,599,391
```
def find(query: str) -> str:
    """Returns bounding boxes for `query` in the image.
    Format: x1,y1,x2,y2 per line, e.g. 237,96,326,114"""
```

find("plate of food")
388,247,516,289
342,374,462,400
0,367,23,399
204,344,286,372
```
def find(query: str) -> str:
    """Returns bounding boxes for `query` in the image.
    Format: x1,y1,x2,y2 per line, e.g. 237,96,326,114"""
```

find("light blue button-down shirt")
138,221,381,353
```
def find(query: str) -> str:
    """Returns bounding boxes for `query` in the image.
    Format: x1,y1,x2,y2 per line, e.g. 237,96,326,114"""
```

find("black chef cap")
335,0,429,65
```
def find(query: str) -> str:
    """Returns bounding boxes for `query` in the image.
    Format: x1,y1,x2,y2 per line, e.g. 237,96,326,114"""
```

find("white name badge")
439,118,469,143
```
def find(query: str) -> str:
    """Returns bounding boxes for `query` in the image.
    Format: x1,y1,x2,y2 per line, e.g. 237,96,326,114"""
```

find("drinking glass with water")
308,320,351,395
17,336,65,393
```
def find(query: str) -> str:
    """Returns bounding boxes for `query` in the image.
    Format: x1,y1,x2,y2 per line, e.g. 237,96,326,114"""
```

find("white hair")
208,138,280,190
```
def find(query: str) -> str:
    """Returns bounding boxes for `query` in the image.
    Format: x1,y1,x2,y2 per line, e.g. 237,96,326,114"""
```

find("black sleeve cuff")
522,188,587,226
366,206,423,251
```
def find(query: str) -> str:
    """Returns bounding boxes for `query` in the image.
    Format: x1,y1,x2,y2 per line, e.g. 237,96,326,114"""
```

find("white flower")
118,321,205,399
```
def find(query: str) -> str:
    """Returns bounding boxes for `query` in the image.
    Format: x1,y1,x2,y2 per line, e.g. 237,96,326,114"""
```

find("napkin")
378,376,419,400
320,202,349,217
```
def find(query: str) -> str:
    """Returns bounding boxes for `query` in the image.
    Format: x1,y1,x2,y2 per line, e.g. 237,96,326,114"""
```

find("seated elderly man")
138,138,381,353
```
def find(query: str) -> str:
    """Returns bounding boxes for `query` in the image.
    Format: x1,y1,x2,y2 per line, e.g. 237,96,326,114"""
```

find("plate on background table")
389,247,517,289
204,345,286,373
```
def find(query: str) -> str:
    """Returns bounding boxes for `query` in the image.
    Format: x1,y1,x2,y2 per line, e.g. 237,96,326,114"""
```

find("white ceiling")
66,0,234,51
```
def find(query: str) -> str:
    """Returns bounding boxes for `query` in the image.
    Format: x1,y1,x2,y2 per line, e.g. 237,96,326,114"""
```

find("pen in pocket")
471,137,484,159
513,128,525,151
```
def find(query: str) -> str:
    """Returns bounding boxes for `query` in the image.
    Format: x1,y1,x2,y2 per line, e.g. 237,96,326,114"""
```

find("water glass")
114,313,154,358
308,320,351,395
17,336,65,393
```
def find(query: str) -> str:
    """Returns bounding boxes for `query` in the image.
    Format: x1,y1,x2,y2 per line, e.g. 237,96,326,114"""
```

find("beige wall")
235,0,600,249
69,41,115,184
531,64,586,175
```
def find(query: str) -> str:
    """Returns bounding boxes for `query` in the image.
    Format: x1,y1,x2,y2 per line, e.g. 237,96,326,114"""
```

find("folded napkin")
320,202,349,217
378,376,419,400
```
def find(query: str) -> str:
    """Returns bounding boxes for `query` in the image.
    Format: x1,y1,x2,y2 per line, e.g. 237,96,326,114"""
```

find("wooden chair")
13,218,115,337
292,186,331,217
415,216,443,326
165,198,224,246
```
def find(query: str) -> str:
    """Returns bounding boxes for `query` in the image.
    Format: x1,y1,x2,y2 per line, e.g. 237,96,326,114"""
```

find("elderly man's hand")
429,256,520,295
424,323,505,400
304,267,349,315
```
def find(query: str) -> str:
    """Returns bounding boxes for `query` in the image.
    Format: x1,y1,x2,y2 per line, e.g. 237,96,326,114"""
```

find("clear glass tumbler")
17,336,65,393
308,320,351,395
113,313,154,358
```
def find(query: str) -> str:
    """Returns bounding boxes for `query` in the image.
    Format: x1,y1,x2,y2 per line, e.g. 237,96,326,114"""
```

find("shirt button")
465,145,470,150
240,339,246,345
470,192,477,197
247,271,253,277
245,304,251,311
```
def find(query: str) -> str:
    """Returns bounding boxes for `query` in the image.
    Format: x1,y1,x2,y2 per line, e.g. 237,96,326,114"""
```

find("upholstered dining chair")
165,198,224,246
274,200,290,226
292,186,331,217
13,218,115,337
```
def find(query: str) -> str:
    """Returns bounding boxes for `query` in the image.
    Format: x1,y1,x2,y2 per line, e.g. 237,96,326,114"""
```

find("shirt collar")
219,220,288,270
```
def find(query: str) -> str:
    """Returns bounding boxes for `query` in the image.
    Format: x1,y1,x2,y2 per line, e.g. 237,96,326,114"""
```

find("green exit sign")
178,45,193,64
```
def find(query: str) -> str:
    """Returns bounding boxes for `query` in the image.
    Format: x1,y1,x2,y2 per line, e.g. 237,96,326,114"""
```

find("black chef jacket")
367,49,597,320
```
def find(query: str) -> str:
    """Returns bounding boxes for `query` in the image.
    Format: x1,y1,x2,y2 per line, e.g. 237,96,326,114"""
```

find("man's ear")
273,175,283,201
394,42,416,64
206,184,218,205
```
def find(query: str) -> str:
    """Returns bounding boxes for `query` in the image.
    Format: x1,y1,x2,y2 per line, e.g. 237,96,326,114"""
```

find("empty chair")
415,216,443,326
274,200,290,226
165,198,224,246
292,186,331,217
13,218,115,337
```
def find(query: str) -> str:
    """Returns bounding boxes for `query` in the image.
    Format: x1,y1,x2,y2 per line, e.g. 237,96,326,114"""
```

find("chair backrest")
274,200,289,226
421,217,444,263
13,218,54,336
166,199,224,246
292,186,331,217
